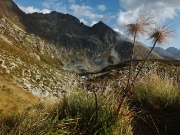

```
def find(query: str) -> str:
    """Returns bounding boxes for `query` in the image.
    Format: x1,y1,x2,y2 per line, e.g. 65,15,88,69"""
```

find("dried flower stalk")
117,12,153,117
130,23,174,91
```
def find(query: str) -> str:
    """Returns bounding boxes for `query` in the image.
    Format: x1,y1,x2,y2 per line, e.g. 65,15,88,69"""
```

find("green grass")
131,74,180,135
49,89,133,135
0,81,133,135
0,74,179,135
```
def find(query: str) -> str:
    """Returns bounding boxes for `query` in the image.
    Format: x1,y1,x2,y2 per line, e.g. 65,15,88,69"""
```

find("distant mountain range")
0,0,164,73
153,47,180,60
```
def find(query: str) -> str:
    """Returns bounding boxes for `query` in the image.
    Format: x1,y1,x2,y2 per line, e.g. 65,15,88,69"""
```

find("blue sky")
14,0,180,49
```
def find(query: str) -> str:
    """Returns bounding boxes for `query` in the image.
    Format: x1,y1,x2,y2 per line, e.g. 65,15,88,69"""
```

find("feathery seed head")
126,13,153,37
149,25,174,45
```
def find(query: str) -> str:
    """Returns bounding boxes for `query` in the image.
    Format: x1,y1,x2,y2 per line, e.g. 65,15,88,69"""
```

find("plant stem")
116,32,137,118
130,38,158,90
116,39,158,118
93,91,98,123
126,31,137,89
116,91,126,118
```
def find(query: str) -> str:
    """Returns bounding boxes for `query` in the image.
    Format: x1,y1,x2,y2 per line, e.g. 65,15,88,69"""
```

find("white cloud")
90,21,98,26
120,0,180,10
42,1,68,13
70,4,101,19
118,0,180,26
70,4,112,23
80,18,88,25
19,5,50,14
113,28,124,35
97,5,106,11
117,8,139,25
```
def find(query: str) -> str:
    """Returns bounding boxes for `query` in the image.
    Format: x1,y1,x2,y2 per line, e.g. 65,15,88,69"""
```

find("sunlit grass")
0,77,40,120
0,78,133,134
131,74,180,135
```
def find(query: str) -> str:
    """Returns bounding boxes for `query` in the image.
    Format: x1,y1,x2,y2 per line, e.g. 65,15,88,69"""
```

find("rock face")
25,11,162,72
0,0,162,73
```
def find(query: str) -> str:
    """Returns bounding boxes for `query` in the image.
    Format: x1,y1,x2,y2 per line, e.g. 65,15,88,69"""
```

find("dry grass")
0,77,133,134
0,77,40,120
134,74,179,102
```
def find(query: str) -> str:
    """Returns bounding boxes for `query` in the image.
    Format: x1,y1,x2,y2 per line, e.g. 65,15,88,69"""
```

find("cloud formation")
18,0,115,26
70,4,102,19
70,4,112,24
97,5,106,11
19,5,50,14
80,18,88,25
118,0,180,26
42,1,68,13
68,0,75,4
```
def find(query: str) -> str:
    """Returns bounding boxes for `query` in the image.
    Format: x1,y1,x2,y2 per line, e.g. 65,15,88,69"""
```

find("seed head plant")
130,24,174,89
149,24,174,44
116,15,174,117
116,12,153,117
126,12,153,91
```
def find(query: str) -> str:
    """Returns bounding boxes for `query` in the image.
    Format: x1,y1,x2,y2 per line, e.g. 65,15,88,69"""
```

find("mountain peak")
0,0,28,30
90,21,116,37
92,21,111,30
0,0,25,17
94,21,104,25
166,47,180,54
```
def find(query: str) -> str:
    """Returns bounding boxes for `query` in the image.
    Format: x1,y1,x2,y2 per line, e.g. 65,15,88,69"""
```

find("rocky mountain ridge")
153,47,180,60
0,0,163,73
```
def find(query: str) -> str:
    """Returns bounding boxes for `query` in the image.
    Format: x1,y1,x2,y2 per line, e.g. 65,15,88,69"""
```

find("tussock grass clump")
131,75,180,135
133,75,180,112
0,79,133,135
56,89,133,135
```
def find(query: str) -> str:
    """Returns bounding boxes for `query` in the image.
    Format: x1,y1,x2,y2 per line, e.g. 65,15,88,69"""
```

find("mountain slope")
0,16,79,99
0,0,163,73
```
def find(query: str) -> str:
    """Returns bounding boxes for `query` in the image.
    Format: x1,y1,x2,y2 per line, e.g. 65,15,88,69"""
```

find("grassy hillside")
0,77,40,120
0,73,179,134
